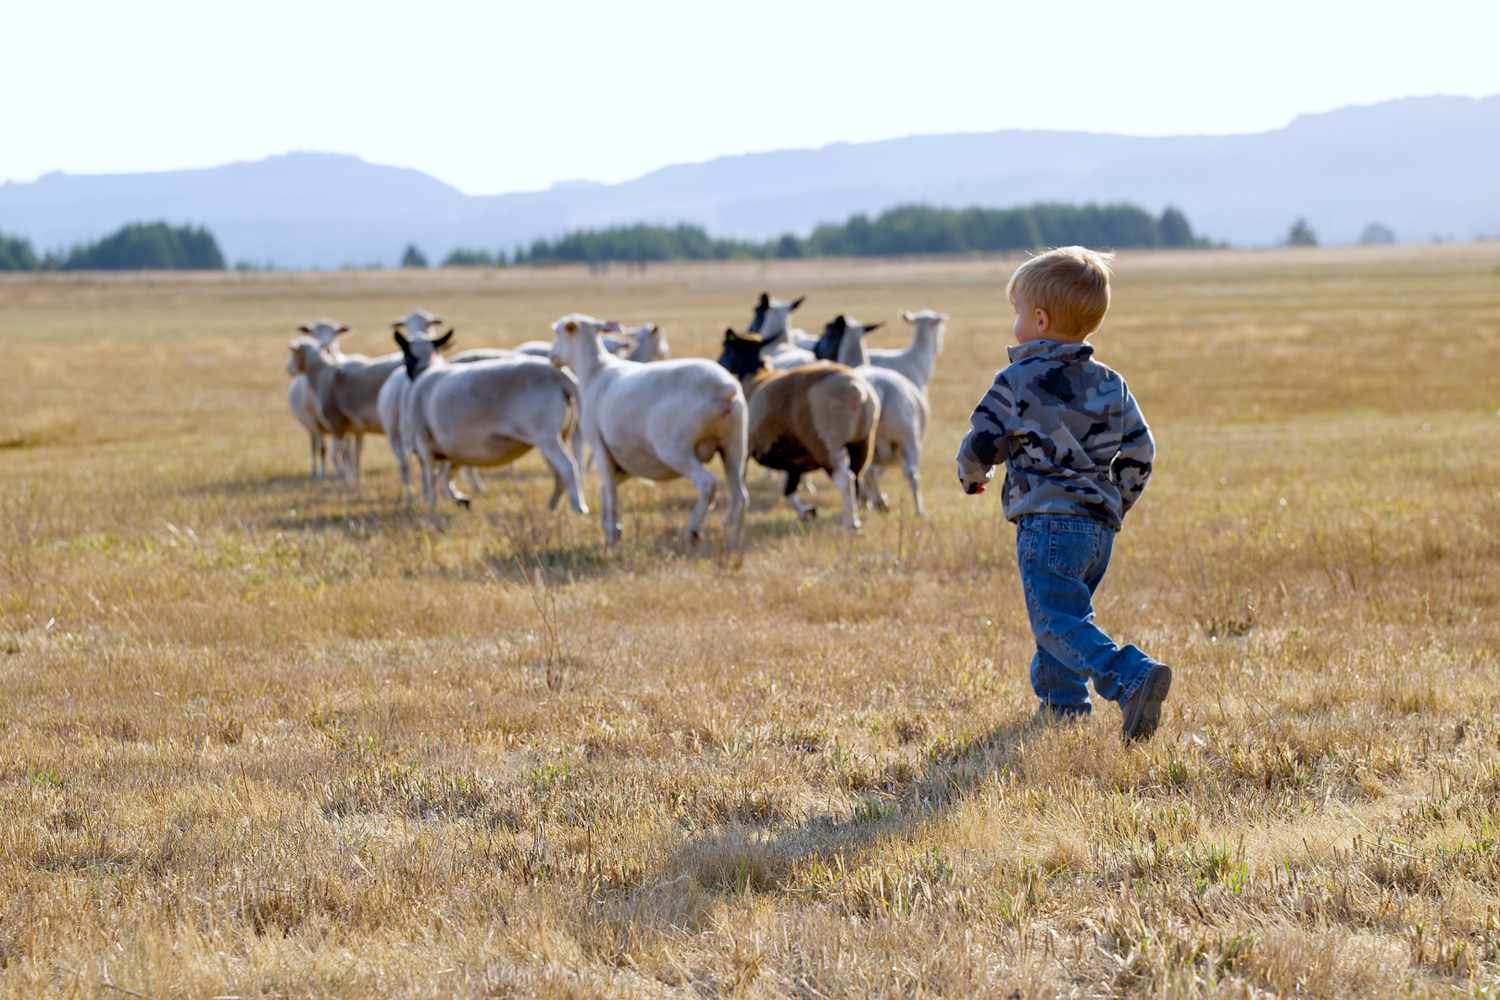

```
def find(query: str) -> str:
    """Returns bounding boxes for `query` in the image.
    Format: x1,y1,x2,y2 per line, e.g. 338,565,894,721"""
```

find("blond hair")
1006,246,1115,338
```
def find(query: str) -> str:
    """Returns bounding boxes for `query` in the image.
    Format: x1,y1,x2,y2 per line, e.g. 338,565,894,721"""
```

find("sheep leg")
903,445,924,517
388,432,412,503
831,454,860,531
664,452,717,543
351,434,365,486
441,462,471,509
537,434,587,514
861,465,891,513
594,441,622,545
308,428,324,479
464,468,485,494
721,423,749,550
415,441,439,513
570,425,590,488
783,471,817,521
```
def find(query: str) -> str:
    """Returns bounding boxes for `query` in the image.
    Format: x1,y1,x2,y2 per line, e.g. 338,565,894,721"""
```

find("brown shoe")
1121,665,1172,743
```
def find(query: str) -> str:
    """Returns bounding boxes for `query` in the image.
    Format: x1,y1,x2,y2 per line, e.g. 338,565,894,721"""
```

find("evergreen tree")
442,247,497,267
773,234,804,259
59,222,225,270
401,244,430,268
1158,206,1195,247
1286,218,1319,247
0,233,39,271
1358,222,1396,245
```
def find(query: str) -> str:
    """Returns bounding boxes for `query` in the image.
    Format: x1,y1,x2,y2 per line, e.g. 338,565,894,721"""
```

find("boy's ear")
1034,306,1051,333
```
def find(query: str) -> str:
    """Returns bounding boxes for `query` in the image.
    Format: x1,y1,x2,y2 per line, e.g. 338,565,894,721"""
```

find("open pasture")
3,246,1500,997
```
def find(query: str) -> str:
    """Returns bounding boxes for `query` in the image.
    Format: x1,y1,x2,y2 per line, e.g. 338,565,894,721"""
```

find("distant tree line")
0,222,225,271
497,203,1205,267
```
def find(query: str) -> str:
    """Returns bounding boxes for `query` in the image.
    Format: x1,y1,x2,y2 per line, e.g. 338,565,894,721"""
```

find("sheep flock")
286,291,948,547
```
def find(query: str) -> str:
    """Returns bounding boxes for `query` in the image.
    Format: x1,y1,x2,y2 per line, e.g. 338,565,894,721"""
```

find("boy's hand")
957,461,994,496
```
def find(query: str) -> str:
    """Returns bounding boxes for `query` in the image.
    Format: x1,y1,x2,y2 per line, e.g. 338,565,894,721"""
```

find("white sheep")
287,329,403,485
549,314,747,547
716,330,881,530
377,310,499,502
286,319,348,478
817,315,930,515
746,292,818,370
397,335,586,514
866,310,947,391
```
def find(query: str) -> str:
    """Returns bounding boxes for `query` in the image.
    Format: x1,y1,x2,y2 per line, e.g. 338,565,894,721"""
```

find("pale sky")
7,0,1498,195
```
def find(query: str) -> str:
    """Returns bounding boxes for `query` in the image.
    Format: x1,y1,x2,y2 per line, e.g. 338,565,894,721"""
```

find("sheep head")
392,309,442,337
902,309,948,352
813,315,882,362
286,336,323,375
716,328,770,379
297,320,349,352
747,291,806,341
549,314,621,369
394,327,455,379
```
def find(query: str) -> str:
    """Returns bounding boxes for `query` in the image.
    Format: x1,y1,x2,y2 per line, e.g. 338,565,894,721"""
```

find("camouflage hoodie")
955,339,1154,529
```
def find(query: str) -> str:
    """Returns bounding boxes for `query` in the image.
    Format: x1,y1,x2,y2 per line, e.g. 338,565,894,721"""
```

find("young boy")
956,246,1171,742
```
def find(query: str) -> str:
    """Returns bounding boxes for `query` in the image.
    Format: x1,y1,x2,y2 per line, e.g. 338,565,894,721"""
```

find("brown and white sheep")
716,329,880,530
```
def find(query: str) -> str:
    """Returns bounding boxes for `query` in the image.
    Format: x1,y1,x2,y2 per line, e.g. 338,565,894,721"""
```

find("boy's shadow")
618,715,1037,931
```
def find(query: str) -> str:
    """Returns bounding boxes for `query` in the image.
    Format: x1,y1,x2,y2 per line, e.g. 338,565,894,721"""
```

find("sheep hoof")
799,508,818,523
689,529,702,545
457,497,472,510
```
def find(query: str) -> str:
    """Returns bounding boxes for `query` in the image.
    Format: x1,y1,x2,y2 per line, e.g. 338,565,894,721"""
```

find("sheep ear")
647,324,659,336
864,322,884,334
565,321,578,335
723,328,738,342
901,311,914,323
334,324,349,334
756,292,769,308
394,331,410,352
297,324,311,334
789,296,805,311
832,315,847,332
391,321,405,332
434,329,455,349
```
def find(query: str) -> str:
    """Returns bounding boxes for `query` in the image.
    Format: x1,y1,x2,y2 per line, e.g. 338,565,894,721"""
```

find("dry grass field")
3,245,1499,998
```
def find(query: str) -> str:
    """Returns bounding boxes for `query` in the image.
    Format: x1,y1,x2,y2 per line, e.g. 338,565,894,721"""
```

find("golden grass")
3,245,1499,997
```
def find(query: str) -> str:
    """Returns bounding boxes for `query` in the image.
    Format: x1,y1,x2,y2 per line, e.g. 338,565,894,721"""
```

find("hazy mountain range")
3,94,1496,268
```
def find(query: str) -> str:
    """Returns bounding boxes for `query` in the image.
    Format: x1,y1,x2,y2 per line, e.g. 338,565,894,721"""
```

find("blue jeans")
1016,514,1156,716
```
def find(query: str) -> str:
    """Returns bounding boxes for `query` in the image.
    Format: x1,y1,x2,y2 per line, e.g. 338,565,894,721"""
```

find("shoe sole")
1123,665,1172,743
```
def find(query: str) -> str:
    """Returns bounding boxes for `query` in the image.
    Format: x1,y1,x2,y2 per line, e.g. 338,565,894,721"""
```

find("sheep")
286,319,348,478
379,311,449,498
620,323,670,362
525,322,671,483
397,333,587,514
549,314,747,547
287,330,393,483
746,292,818,370
290,332,404,485
814,315,930,515
870,310,947,391
716,329,880,530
